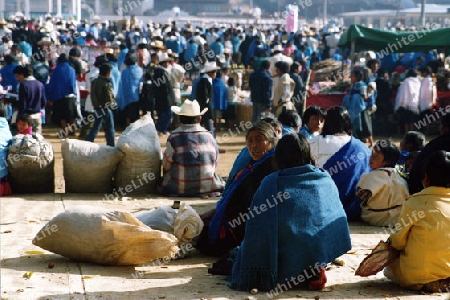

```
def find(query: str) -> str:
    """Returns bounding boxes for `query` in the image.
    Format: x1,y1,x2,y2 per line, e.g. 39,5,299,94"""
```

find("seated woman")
229,133,351,291
397,131,425,179
385,150,450,292
277,108,302,135
308,106,371,221
300,105,325,139
223,118,282,193
196,121,279,256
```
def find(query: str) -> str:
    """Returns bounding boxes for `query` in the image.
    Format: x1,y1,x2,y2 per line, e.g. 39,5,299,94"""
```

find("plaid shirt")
161,124,224,196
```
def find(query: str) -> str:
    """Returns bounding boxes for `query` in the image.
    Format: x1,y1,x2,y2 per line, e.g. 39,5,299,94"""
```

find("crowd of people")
0,14,450,294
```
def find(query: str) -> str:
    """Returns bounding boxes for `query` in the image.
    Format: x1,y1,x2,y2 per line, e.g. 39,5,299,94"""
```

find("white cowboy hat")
38,37,52,45
202,61,220,73
273,44,283,52
150,40,165,49
158,52,173,62
171,99,208,116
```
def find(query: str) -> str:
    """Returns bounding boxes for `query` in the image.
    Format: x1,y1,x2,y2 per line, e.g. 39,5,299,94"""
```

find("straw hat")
158,52,173,62
0,20,7,25
202,61,220,73
150,40,165,49
171,99,208,116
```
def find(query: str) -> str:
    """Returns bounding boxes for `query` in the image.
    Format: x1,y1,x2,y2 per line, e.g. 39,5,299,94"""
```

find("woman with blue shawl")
196,121,279,256
308,106,371,220
227,133,351,291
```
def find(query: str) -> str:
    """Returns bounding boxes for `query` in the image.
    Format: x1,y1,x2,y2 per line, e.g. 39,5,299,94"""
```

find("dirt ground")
1,124,448,300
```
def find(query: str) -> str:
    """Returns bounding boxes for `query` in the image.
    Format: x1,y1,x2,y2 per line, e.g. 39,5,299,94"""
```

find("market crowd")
0,13,450,295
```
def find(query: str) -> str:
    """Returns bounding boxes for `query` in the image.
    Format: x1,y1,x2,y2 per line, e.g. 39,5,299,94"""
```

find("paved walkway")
1,194,447,300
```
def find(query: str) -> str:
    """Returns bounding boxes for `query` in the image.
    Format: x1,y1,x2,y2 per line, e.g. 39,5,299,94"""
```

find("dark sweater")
18,77,46,115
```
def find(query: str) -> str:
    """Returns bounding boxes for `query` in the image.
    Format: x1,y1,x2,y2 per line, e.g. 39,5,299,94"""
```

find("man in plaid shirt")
160,100,224,196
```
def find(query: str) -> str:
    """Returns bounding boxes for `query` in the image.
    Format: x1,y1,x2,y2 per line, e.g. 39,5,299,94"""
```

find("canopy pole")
350,40,355,69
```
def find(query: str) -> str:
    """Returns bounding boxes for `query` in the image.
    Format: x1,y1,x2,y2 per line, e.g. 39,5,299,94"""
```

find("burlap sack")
115,114,162,194
32,206,179,265
61,139,123,193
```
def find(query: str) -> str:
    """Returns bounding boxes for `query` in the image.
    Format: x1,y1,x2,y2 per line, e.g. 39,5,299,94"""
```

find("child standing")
357,140,409,226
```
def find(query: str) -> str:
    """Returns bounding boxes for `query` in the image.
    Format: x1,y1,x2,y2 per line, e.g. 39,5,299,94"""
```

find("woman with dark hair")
385,150,450,292
196,121,279,256
277,108,302,135
394,68,421,133
309,106,371,220
228,133,351,291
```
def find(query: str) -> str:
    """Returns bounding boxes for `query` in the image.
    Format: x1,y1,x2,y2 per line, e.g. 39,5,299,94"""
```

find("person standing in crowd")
272,61,295,116
117,52,143,127
14,64,46,135
374,68,393,136
168,51,186,107
85,63,116,147
269,44,293,77
418,66,437,135
47,54,77,133
394,69,421,134
153,52,176,135
196,61,220,136
249,60,272,123
289,61,306,116
0,55,19,92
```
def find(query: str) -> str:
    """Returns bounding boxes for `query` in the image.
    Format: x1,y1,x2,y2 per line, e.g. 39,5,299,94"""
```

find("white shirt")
308,135,352,168
419,76,436,112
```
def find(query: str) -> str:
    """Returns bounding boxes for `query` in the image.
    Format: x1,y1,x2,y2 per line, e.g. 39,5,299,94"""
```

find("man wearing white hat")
269,44,293,77
160,99,224,196
153,52,175,135
196,61,220,136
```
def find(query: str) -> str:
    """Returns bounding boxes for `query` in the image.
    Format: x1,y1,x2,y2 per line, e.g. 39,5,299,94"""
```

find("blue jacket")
249,68,272,107
184,43,198,63
109,61,121,98
117,64,142,110
0,63,19,92
0,117,12,178
117,48,129,70
47,62,77,101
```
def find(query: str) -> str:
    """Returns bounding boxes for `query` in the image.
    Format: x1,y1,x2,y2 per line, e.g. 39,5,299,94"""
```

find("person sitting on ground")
222,117,282,193
16,113,32,135
0,102,12,196
384,150,450,293
195,121,279,256
408,113,450,194
160,99,224,196
277,108,302,135
225,133,351,291
357,140,409,227
397,131,426,178
300,105,326,139
308,106,371,221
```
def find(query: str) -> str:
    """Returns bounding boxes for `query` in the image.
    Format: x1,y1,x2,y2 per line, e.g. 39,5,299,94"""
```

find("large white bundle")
61,139,123,193
115,114,162,194
135,203,203,244
8,133,54,193
32,206,179,265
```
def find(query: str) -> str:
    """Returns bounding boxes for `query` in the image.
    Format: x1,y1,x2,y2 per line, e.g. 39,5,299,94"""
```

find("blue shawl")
117,64,143,110
212,78,228,111
230,165,351,291
323,137,371,220
208,148,275,243
223,147,252,193
342,82,366,132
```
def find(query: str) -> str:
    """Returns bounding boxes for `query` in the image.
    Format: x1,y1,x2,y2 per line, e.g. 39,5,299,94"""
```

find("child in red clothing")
16,114,33,135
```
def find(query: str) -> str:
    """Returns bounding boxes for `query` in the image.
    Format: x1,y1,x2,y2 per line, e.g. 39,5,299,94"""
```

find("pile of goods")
311,59,350,83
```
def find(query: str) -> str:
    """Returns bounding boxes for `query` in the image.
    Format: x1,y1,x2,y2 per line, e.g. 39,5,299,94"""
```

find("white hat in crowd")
171,99,208,116
158,52,173,62
202,61,220,73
